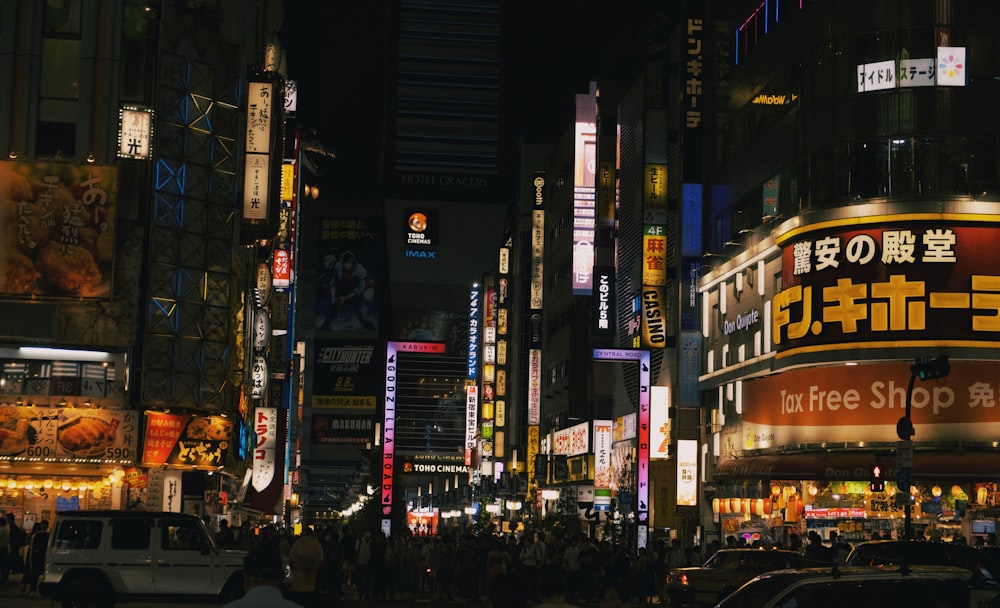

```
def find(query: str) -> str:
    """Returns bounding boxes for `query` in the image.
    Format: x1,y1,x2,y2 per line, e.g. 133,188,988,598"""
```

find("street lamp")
898,354,950,539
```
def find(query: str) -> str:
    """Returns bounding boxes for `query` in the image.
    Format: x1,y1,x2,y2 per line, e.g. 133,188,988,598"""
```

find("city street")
0,573,488,608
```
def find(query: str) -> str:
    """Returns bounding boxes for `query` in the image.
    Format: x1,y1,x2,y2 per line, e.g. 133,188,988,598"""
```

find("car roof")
761,564,972,580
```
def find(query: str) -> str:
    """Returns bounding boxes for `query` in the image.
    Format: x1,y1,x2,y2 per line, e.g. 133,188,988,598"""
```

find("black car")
845,540,1000,607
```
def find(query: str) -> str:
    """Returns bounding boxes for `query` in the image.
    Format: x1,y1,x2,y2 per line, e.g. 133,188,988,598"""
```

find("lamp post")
898,354,950,539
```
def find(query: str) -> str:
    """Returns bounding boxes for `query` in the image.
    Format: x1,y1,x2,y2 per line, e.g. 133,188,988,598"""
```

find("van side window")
54,520,102,549
162,519,205,551
111,518,152,550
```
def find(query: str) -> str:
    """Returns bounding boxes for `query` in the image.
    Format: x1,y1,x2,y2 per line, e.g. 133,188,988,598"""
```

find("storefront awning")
714,451,1000,481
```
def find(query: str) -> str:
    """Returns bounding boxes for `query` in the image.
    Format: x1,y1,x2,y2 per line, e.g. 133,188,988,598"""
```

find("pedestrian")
354,530,372,600
22,519,49,597
283,535,344,608
215,519,235,548
223,544,302,608
6,513,25,576
0,514,10,584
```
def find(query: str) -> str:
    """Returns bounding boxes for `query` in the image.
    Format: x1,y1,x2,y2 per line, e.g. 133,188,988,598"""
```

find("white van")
39,510,246,608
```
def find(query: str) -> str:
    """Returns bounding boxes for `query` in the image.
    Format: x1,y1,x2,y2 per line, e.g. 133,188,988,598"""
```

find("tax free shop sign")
740,360,1000,450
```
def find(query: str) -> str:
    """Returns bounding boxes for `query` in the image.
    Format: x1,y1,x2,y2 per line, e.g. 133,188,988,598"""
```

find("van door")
154,517,220,595
108,516,155,594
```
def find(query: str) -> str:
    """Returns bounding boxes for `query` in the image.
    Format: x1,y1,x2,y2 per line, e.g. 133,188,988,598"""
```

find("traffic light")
870,463,885,493
911,354,950,381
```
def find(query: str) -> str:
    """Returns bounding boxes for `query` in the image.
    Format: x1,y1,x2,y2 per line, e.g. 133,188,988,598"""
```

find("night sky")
279,1,652,179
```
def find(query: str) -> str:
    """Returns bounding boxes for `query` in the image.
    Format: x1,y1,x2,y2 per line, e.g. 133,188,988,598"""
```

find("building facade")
0,0,288,526
697,0,1000,546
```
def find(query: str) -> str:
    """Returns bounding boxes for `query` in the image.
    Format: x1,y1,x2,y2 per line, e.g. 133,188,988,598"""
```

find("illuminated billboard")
0,161,117,299
572,88,597,295
775,220,1000,356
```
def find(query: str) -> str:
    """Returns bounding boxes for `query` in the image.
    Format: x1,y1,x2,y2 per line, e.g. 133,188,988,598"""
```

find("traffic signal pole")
901,368,916,539
898,355,950,540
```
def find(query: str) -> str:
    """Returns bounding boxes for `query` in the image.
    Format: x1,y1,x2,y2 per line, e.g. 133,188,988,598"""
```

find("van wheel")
63,576,113,608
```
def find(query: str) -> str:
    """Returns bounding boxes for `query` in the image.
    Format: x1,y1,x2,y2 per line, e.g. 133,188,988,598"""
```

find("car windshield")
703,551,740,569
716,573,803,608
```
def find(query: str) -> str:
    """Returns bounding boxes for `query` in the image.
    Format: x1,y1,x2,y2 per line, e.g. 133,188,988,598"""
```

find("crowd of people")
210,519,713,607
0,511,50,597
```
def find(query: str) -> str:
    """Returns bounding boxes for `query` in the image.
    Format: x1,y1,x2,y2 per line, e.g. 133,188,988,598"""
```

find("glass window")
43,0,81,36
111,518,151,550
161,519,207,551
53,519,102,550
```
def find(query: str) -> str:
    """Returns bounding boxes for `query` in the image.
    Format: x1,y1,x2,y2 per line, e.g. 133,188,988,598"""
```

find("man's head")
289,535,324,579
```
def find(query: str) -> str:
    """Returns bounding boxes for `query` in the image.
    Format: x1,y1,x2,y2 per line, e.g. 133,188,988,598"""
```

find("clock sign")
252,306,271,351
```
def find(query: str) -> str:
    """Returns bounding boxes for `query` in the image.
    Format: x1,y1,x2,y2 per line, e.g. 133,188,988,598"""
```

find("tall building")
290,0,510,526
697,0,1000,545
0,1,286,522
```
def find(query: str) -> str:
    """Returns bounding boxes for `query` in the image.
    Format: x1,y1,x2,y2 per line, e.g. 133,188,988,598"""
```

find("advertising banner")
312,340,382,410
641,286,667,348
642,225,667,286
141,412,233,468
676,439,698,507
251,407,277,491
742,360,1000,448
0,161,117,298
0,405,137,462
311,414,373,444
776,221,1000,354
593,420,612,511
315,217,382,334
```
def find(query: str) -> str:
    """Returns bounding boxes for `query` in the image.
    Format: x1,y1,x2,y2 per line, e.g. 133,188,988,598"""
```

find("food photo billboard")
0,161,117,298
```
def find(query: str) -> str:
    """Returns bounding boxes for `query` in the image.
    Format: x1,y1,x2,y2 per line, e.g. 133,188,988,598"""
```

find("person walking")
0,515,10,585
22,520,49,597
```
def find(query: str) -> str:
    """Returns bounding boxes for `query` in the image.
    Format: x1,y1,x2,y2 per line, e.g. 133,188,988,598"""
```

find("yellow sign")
642,225,667,286
642,286,668,348
643,164,668,212
280,163,295,201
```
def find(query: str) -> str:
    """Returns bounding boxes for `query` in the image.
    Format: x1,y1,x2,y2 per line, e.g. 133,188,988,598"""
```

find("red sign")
140,412,233,469
776,222,1000,352
396,341,446,354
273,247,290,287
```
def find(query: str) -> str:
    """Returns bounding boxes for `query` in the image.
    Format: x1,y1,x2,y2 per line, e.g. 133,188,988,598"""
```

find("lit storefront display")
702,212,1000,543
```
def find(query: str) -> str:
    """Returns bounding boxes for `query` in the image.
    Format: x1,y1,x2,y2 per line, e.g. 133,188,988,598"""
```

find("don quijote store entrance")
703,214,1000,546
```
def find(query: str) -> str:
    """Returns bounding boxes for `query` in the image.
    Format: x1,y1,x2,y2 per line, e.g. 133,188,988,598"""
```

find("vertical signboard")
251,407,277,491
676,439,698,507
572,89,598,295
593,349,650,548
465,385,478,467
528,349,541,426
243,81,274,221
593,266,615,336
593,419,612,511
118,106,154,160
650,386,671,458
382,342,399,534
643,164,668,224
